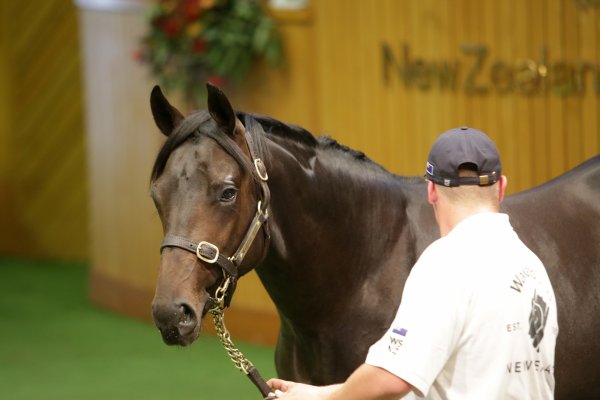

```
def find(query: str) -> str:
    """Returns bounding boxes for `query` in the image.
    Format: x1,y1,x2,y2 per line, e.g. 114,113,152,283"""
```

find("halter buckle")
254,158,268,181
196,241,219,263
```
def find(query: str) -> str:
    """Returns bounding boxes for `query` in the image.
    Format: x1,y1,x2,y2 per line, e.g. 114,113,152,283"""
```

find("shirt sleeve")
365,247,466,397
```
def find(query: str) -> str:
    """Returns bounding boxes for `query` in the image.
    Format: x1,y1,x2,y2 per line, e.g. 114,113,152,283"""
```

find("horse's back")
504,155,600,267
503,155,600,399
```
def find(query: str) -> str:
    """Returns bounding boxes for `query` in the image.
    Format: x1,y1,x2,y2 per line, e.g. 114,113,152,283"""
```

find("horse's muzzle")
152,300,200,346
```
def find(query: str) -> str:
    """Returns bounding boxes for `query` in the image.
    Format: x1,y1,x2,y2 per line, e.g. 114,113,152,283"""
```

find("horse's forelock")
151,111,211,181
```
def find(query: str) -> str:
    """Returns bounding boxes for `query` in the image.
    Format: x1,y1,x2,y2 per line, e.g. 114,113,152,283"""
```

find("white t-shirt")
365,212,558,399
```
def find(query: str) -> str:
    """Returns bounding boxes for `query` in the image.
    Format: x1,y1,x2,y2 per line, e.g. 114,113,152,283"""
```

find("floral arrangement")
138,0,282,106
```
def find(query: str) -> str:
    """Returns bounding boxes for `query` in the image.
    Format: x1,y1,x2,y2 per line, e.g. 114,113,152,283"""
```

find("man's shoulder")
411,237,465,282
417,236,454,264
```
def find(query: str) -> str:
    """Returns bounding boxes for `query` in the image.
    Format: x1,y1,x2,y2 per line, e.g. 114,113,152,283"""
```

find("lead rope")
208,280,278,400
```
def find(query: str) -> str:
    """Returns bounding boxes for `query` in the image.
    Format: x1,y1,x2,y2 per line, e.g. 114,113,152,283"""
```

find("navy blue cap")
425,127,502,187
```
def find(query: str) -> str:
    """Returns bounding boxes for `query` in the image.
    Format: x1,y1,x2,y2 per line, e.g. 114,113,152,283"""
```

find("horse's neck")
257,135,437,326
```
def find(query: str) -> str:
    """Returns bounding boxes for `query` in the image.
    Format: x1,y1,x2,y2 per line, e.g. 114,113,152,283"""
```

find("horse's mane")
238,112,393,175
238,112,318,148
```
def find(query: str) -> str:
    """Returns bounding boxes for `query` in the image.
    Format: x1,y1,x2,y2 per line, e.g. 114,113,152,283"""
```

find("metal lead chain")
209,304,255,375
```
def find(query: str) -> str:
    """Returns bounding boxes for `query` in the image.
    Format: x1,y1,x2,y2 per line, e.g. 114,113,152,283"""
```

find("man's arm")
268,364,413,400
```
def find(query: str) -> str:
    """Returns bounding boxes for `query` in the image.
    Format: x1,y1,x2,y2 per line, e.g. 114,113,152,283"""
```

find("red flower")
159,17,181,38
207,75,226,87
183,0,201,21
192,38,207,53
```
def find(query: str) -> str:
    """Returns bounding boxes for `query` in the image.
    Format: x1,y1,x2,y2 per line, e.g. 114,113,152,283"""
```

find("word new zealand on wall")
382,43,600,96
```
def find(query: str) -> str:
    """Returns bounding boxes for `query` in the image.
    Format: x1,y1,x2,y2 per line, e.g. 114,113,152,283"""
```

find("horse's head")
149,84,269,346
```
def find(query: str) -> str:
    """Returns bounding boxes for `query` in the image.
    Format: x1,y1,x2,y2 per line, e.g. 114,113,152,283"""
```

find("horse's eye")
220,187,238,202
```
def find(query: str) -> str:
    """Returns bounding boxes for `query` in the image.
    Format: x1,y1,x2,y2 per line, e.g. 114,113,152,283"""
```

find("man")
268,127,558,399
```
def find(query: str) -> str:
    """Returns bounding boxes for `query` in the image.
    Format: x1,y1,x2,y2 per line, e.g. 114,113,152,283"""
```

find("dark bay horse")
149,84,600,399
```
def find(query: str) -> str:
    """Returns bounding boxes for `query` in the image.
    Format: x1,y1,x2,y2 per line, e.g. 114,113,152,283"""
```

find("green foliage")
138,0,282,106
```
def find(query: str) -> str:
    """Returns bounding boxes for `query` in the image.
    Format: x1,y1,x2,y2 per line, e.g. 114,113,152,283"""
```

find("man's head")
425,126,501,187
424,127,507,235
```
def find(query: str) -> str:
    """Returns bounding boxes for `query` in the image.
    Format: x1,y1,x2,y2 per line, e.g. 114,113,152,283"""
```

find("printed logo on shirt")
509,266,537,293
387,328,407,355
529,290,549,350
506,359,554,374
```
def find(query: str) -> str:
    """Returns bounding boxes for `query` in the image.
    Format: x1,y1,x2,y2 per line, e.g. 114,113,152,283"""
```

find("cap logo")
426,162,434,176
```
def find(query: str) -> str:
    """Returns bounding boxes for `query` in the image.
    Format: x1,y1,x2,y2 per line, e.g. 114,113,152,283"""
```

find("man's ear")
498,175,508,202
150,86,184,136
427,181,438,206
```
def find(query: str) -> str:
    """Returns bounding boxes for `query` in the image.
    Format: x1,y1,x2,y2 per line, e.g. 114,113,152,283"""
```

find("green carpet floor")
0,258,276,399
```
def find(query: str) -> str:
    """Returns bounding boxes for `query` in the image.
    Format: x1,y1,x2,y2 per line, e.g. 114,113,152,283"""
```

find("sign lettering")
382,42,600,96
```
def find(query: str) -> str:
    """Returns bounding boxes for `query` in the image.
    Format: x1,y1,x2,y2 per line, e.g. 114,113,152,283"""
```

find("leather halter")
159,116,271,308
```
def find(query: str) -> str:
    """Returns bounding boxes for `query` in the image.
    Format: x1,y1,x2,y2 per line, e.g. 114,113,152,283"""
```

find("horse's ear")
150,85,184,137
206,82,236,135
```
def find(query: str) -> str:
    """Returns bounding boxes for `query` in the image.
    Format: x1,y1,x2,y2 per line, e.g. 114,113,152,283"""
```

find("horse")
148,83,600,399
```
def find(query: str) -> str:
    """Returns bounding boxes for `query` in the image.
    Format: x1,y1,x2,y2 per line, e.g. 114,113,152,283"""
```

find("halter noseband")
159,116,271,308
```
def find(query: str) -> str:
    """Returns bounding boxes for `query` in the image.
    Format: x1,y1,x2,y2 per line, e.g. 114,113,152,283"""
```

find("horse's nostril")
178,303,196,327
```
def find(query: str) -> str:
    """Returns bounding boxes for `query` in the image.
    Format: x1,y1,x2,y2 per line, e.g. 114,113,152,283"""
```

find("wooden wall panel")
0,4,10,184
313,0,600,194
579,3,599,160
0,0,88,260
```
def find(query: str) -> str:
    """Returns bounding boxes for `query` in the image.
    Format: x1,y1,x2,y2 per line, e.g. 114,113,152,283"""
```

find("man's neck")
437,205,499,237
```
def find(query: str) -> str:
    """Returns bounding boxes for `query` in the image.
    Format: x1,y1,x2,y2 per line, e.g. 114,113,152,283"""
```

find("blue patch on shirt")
393,328,407,337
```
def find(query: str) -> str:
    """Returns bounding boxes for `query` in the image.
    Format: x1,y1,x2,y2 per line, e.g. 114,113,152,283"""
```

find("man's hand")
267,379,339,399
